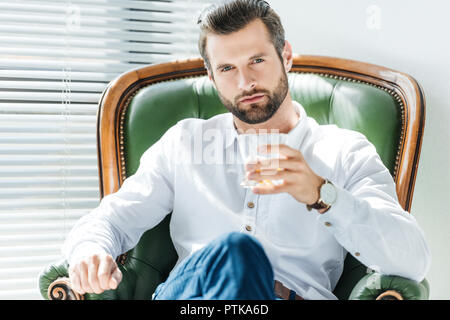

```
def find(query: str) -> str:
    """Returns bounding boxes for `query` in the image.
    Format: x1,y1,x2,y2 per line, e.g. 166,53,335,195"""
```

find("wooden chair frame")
97,54,425,212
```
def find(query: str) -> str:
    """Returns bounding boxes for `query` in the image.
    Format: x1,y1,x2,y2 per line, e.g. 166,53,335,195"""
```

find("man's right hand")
68,253,123,295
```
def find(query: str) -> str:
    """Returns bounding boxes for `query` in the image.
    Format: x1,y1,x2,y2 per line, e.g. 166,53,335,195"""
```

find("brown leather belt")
274,280,304,300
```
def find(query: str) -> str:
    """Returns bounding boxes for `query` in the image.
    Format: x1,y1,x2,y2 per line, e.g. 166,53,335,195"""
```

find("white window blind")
0,0,214,299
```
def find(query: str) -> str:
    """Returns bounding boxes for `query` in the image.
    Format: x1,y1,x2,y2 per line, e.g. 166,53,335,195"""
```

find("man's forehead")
205,19,274,67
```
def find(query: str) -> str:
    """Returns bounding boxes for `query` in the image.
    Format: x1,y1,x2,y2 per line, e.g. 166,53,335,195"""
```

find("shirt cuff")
66,242,109,267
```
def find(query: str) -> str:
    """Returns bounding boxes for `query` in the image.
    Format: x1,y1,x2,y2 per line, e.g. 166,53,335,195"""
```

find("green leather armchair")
39,55,430,300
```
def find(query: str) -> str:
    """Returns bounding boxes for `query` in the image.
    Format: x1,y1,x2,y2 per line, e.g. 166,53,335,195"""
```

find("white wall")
270,0,450,299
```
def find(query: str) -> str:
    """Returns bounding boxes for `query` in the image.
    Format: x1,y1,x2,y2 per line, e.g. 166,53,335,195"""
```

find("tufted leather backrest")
95,56,425,299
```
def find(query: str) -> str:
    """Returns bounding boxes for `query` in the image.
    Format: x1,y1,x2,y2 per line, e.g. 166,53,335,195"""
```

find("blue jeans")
152,232,277,300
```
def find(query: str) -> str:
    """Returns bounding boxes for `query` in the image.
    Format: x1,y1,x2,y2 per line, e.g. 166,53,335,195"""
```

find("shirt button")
355,252,361,257
245,225,252,232
247,201,255,209
324,222,332,227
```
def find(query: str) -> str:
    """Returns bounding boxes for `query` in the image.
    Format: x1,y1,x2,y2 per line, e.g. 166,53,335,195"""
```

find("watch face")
320,182,337,205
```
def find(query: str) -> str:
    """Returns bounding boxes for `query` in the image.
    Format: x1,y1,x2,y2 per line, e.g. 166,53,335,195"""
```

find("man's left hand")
245,144,325,206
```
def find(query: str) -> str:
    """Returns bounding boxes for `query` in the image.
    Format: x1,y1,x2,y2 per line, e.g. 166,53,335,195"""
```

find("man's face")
205,19,289,124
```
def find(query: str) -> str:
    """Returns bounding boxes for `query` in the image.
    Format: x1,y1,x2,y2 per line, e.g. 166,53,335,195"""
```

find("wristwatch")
306,179,337,212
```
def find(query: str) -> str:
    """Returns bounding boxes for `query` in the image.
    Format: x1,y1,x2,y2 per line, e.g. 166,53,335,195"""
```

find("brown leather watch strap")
306,200,329,211
306,179,332,212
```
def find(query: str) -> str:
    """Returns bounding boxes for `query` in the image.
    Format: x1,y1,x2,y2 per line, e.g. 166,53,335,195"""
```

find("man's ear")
207,68,216,87
282,40,294,73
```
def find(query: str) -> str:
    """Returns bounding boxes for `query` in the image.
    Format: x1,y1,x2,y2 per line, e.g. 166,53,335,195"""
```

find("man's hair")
197,0,285,73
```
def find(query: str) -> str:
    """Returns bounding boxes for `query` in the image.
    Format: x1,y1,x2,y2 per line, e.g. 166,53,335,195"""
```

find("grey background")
270,0,450,299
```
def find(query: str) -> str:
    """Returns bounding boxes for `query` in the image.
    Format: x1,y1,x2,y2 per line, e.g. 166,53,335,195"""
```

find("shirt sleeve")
62,124,178,266
316,133,431,282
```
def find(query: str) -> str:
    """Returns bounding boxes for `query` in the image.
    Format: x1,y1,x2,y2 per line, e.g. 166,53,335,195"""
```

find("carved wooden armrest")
375,289,404,300
47,277,85,300
350,272,429,300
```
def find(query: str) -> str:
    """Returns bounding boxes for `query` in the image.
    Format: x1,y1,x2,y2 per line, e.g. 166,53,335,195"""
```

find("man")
64,0,430,300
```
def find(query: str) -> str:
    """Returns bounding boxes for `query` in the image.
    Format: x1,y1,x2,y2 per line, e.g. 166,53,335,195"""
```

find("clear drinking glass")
237,133,287,188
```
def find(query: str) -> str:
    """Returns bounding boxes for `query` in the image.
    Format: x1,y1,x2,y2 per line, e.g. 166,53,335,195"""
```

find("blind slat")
0,16,199,33
0,209,88,221
0,127,95,135
0,91,101,102
0,145,96,155
0,222,77,234
0,36,196,53
1,0,205,13
0,188,98,198
0,235,65,246
0,114,96,121
0,47,192,63
0,0,213,300
0,8,195,23
0,244,64,258
0,103,98,115
0,267,48,280
0,279,42,290
0,70,117,81
0,80,105,92
0,166,98,175
0,59,150,73
0,289,41,300
0,198,101,210
0,25,198,43
0,255,64,268
0,133,96,144
0,152,97,162
0,177,98,188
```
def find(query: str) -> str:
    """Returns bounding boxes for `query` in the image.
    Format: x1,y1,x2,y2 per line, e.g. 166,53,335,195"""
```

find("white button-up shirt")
63,101,431,300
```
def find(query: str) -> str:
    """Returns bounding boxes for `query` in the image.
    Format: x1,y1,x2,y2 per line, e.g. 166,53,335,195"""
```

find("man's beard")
217,72,289,124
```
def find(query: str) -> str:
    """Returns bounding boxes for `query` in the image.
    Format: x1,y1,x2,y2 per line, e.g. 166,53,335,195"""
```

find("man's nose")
238,69,256,92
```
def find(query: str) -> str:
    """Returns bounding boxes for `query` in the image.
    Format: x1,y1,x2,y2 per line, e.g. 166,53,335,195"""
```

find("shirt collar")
224,100,308,151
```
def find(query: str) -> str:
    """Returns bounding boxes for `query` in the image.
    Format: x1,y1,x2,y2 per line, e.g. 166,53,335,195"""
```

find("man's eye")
253,58,264,64
221,66,232,72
